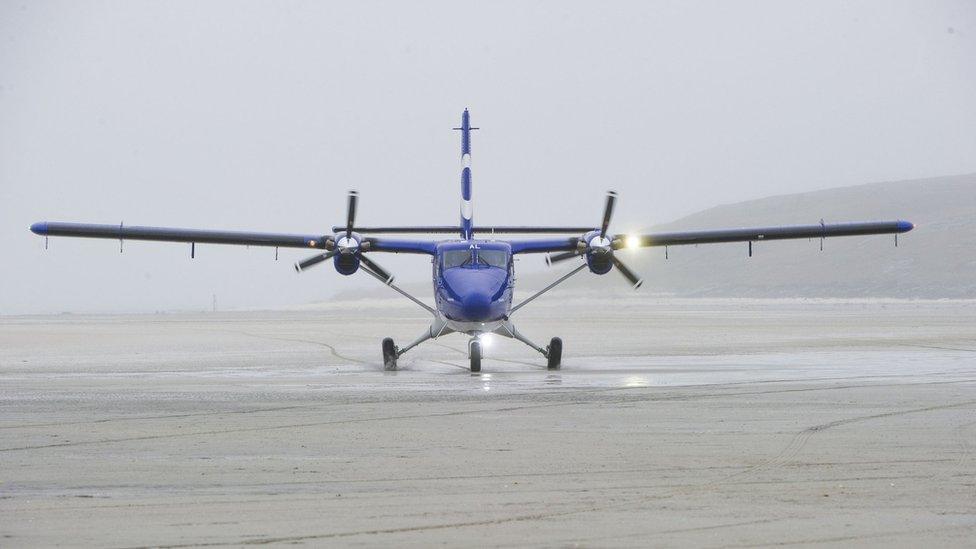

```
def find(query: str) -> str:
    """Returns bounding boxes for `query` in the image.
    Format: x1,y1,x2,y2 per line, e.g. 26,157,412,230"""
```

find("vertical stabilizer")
453,109,478,240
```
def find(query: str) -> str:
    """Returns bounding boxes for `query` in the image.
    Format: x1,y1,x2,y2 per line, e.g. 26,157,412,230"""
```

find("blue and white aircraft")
30,109,914,372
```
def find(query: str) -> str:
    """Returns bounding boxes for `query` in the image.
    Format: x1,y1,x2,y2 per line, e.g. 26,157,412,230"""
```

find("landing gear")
381,323,557,373
547,337,562,370
497,321,562,370
384,319,454,371
382,337,398,371
469,339,482,373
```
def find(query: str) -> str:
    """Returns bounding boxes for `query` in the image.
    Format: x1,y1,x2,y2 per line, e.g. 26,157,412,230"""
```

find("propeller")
545,190,643,289
292,190,396,285
346,190,358,238
294,190,367,271
294,251,335,272
360,254,394,285
600,190,617,239
612,256,643,289
545,250,582,266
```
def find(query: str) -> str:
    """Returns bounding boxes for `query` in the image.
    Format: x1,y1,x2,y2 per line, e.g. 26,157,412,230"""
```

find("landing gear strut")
382,321,558,372
496,321,562,370
380,319,454,371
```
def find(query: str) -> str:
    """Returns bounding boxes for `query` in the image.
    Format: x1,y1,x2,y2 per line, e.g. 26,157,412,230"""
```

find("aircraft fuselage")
433,240,513,334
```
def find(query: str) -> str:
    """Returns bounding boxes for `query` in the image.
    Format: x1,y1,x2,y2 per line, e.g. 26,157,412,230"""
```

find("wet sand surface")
1,297,974,547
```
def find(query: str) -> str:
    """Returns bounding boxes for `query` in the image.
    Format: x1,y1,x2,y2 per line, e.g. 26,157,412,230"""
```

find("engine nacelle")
332,233,363,276
582,230,614,275
333,253,361,276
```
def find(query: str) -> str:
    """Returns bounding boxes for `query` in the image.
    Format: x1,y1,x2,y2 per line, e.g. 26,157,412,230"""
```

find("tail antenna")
452,107,480,154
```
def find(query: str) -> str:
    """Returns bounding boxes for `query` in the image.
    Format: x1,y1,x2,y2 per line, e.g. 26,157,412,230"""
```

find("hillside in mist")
604,173,975,298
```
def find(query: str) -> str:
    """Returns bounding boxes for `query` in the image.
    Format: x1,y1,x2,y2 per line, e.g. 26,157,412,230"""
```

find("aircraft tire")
382,337,397,371
547,337,562,370
470,340,482,373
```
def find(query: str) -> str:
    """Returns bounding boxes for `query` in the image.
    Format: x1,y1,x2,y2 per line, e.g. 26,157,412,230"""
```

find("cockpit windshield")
442,248,509,269
442,250,470,269
478,249,508,268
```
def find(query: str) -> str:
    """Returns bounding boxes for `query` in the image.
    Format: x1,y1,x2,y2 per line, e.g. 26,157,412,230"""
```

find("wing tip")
30,222,48,235
897,220,915,233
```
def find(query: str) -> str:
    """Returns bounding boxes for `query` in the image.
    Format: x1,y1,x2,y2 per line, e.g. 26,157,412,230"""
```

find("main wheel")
547,337,562,370
382,337,398,371
469,340,482,373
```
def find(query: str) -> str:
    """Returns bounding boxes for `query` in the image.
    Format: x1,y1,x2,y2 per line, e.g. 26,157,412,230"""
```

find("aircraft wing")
29,221,441,255
510,238,581,254
618,220,913,248
30,221,331,249
511,220,913,254
364,238,437,254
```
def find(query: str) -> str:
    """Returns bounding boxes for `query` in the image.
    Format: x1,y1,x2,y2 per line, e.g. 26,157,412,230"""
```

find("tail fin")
453,109,478,240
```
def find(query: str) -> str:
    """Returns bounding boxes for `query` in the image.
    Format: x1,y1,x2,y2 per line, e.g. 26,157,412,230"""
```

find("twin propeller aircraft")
31,110,913,372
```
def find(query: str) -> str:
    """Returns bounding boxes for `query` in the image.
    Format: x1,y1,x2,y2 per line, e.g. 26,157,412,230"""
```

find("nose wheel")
469,339,482,373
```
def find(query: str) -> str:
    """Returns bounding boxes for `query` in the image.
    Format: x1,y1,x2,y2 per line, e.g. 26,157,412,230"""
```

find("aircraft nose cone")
461,291,492,321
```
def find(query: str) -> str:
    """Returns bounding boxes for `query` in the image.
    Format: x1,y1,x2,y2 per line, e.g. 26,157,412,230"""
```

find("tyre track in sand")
712,399,976,484
225,330,368,365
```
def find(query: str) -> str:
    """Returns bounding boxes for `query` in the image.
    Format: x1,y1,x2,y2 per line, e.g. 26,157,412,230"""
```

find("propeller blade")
346,190,358,238
359,254,394,285
546,251,581,266
600,191,617,239
294,251,335,272
612,256,643,289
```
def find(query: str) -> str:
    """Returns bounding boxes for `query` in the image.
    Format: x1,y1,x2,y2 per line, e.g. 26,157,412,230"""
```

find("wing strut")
510,263,588,315
359,264,437,316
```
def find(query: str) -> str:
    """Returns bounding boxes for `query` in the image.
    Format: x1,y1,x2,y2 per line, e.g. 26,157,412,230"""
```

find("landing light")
625,235,640,249
480,334,493,348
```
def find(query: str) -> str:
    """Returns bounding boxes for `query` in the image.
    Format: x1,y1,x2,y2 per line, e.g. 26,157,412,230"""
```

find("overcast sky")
2,1,974,314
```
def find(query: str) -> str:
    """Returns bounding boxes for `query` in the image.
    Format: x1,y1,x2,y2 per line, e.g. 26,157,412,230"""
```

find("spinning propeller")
546,191,644,289
294,190,394,284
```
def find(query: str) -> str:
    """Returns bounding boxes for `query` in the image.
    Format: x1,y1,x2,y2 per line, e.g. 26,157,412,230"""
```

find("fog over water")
2,1,974,314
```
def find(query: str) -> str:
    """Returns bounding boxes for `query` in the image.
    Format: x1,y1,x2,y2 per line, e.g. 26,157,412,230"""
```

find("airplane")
30,109,914,372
